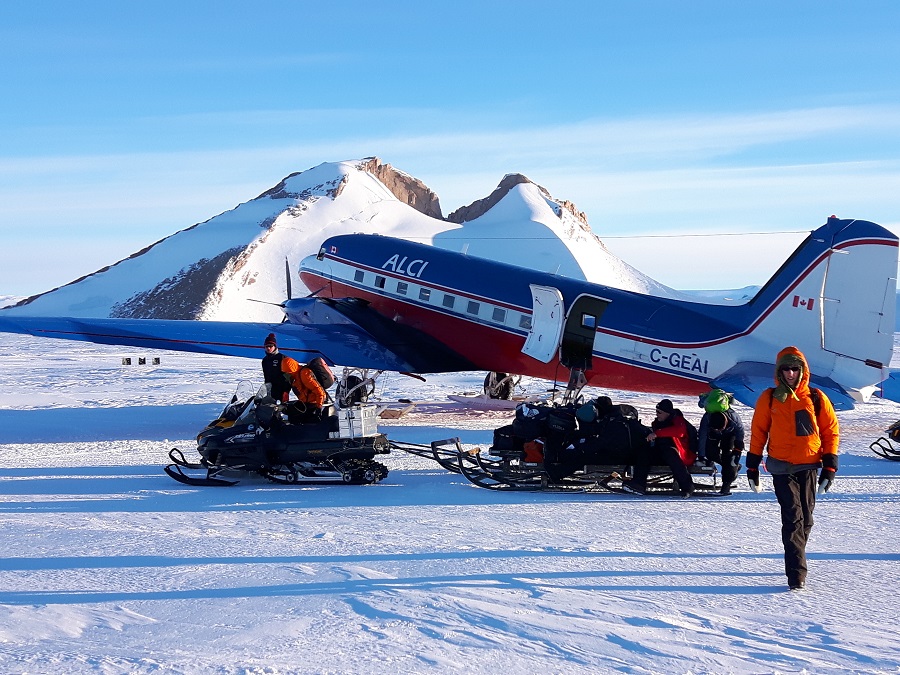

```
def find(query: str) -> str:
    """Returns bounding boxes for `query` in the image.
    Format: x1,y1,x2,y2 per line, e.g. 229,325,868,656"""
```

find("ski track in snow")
1,334,900,673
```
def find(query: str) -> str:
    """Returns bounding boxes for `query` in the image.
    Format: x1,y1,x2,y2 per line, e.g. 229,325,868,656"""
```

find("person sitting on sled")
622,399,696,497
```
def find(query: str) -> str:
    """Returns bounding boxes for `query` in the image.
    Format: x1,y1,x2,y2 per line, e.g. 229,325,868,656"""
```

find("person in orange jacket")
280,355,326,412
747,346,839,590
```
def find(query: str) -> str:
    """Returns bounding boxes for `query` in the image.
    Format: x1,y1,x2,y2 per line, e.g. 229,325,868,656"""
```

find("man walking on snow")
747,346,839,590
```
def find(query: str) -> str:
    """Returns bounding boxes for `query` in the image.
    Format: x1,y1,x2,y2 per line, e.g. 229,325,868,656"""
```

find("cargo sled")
410,398,720,494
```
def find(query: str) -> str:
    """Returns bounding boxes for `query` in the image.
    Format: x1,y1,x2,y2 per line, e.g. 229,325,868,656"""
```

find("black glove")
747,468,760,493
311,406,324,421
817,453,838,495
745,452,762,492
817,468,835,494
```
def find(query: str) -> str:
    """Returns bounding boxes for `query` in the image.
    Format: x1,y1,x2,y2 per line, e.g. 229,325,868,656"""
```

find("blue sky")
2,1,899,295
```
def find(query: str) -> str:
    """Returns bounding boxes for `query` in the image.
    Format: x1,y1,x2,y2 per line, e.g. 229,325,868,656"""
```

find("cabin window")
581,313,597,330
492,307,507,323
354,270,365,283
467,300,480,315
519,314,532,330
374,276,386,289
419,288,431,301
396,281,408,296
443,294,456,309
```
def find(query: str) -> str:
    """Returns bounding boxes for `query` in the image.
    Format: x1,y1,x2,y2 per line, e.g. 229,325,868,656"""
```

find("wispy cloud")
1,104,898,293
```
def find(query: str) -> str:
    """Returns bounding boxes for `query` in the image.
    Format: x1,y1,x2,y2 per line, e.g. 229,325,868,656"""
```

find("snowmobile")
165,382,390,486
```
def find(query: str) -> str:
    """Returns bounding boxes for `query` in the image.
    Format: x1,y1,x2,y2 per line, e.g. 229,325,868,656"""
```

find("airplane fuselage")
300,235,761,396
298,221,897,408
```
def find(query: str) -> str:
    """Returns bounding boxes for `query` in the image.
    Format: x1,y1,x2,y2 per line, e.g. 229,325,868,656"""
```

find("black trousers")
631,439,694,492
772,470,817,585
706,444,742,488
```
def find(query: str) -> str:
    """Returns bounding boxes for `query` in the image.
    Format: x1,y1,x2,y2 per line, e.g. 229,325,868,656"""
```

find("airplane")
0,215,896,411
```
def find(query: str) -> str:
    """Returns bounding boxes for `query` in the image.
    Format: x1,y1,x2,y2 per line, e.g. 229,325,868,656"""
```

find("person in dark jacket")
622,399,696,497
747,346,839,590
261,333,294,402
698,408,745,495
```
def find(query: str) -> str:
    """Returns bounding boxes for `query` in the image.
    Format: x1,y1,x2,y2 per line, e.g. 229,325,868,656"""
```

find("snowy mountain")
4,158,682,322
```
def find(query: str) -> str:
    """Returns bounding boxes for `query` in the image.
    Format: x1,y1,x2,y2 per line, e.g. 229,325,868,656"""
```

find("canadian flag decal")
792,295,815,310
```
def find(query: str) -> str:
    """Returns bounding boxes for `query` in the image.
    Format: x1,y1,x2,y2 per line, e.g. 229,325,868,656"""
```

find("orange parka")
281,358,326,408
748,346,839,467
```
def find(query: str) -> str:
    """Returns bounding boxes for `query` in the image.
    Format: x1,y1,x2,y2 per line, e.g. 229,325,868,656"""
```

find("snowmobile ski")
164,464,240,487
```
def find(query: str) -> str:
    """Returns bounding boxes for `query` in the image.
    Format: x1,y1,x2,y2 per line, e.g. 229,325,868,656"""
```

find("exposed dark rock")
110,248,243,319
358,157,443,219
256,171,347,202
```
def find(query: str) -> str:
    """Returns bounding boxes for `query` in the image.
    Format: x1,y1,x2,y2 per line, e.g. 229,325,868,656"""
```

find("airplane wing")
712,361,857,411
0,315,418,371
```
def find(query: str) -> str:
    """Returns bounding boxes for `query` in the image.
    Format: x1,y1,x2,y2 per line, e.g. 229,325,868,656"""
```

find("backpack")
546,407,579,436
304,357,335,390
700,388,732,414
575,400,598,423
683,418,700,455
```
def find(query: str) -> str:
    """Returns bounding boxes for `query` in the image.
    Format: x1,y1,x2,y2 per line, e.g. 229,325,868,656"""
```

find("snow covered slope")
4,158,679,322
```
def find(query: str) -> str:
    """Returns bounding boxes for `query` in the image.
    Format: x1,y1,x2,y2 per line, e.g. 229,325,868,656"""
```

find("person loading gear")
697,388,745,495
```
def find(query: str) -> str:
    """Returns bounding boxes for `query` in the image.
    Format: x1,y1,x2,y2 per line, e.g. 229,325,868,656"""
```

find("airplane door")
821,243,897,364
522,285,565,363
560,294,610,370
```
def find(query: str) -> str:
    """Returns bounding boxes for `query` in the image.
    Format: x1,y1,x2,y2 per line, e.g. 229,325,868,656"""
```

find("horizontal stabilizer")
713,361,856,411
878,370,900,403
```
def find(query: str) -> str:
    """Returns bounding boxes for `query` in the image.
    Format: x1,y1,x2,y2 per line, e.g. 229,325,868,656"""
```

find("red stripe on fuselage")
302,271,709,395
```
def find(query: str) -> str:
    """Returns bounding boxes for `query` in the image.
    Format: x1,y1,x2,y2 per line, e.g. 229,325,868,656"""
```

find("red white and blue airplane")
0,216,896,410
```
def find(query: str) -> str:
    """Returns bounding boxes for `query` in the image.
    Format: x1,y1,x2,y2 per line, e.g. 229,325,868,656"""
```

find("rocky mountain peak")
447,173,590,230
356,157,443,219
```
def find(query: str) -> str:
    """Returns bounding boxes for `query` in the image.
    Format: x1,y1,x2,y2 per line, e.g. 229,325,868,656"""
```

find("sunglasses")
780,366,801,372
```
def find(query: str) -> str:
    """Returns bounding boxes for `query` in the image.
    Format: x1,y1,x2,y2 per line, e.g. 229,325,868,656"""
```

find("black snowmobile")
165,382,390,486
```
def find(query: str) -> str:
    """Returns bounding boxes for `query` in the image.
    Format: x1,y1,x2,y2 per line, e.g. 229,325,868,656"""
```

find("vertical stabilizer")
746,217,897,401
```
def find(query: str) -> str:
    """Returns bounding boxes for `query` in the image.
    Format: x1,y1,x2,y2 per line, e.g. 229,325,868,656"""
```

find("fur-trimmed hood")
772,346,810,403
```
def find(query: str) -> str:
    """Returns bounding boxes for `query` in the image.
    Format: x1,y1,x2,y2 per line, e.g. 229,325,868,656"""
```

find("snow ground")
1,333,900,674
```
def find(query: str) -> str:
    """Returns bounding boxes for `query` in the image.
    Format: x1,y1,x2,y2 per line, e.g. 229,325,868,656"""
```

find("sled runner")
420,438,721,494
869,419,900,461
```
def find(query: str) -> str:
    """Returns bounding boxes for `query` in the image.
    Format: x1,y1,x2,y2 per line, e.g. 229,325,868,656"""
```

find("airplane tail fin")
716,217,897,408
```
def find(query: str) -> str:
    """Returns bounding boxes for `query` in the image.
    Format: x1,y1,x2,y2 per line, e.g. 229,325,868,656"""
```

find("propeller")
285,257,292,300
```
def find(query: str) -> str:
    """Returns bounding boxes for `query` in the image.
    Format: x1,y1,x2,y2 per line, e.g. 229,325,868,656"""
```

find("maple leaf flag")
792,295,815,310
